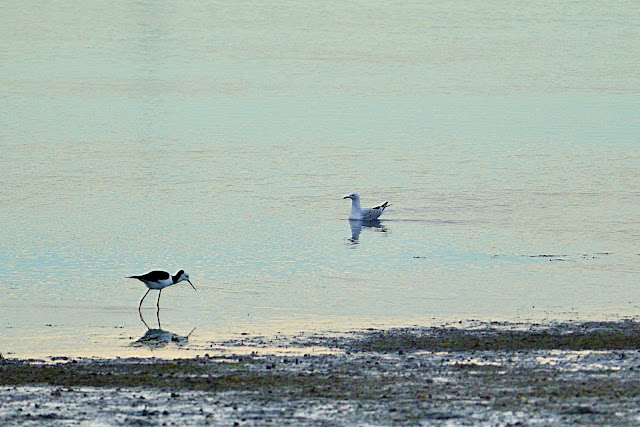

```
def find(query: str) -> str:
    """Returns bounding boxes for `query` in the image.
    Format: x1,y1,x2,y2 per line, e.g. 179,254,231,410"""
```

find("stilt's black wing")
128,270,170,282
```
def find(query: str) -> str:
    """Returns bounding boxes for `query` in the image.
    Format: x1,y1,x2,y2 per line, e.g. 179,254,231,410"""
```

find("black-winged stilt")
127,270,196,312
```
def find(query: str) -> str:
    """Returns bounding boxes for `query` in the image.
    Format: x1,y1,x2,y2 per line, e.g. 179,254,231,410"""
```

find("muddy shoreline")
2,320,640,425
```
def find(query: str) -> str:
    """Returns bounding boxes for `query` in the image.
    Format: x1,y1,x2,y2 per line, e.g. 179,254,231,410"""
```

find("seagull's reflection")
134,310,194,349
348,219,388,244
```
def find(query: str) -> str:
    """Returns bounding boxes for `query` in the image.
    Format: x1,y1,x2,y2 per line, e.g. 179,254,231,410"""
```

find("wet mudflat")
2,320,640,425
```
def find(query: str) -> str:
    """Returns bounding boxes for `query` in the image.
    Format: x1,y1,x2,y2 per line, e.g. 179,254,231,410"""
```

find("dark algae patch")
0,358,388,400
2,320,640,425
348,321,640,352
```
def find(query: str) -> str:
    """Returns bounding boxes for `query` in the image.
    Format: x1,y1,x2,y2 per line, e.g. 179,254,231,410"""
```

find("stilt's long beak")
188,280,197,291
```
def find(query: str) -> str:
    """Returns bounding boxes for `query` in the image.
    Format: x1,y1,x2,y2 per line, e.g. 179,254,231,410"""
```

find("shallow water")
1,1,639,357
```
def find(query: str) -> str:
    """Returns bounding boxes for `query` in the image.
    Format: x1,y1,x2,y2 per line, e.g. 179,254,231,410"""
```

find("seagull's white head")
175,270,196,291
343,192,360,200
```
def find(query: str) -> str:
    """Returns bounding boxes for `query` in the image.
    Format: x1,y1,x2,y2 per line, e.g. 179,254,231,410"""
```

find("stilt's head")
174,270,196,290
343,192,360,201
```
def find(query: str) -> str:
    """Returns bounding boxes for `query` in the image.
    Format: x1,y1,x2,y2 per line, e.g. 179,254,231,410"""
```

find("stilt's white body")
343,192,390,220
139,277,173,290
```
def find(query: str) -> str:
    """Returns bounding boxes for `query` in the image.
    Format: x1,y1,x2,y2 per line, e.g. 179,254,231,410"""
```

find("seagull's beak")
188,280,197,291
343,195,351,199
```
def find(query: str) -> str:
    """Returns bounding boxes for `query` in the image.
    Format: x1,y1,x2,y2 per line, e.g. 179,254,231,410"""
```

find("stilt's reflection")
139,305,163,329
348,219,388,244
135,309,194,349
138,293,164,329
132,328,194,349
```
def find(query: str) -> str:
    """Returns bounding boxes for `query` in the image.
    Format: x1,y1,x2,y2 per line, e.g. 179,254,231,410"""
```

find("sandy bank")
2,320,639,425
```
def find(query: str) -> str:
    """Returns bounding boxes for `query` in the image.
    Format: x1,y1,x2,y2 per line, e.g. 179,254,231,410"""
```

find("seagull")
126,270,196,312
343,192,391,220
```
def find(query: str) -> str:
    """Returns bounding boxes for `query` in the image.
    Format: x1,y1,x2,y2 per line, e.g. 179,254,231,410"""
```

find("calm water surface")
1,1,639,357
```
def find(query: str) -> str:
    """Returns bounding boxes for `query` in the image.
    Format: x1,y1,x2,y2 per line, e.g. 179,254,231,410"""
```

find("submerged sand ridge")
2,320,640,425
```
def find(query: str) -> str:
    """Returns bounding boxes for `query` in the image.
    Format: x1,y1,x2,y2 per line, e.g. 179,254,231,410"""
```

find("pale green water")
1,1,639,357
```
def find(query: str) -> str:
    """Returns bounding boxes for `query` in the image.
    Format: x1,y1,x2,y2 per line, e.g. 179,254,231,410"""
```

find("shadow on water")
133,310,194,349
348,219,388,244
